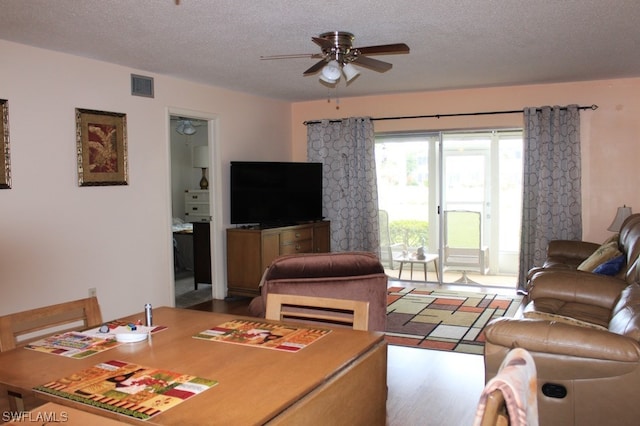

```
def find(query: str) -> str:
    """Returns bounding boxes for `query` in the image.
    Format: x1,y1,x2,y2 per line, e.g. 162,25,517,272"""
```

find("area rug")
386,286,522,355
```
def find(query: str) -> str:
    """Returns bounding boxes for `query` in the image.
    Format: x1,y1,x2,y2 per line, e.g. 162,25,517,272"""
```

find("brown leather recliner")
483,214,640,426
247,251,388,331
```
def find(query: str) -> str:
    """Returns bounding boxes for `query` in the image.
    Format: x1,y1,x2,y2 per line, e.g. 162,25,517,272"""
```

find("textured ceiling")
1,0,640,102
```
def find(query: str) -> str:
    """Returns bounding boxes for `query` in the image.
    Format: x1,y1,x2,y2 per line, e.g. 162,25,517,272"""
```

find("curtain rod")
303,104,598,125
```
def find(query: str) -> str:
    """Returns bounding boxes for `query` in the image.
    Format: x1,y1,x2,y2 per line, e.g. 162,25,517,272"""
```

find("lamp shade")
321,61,342,81
607,205,632,232
342,63,360,82
192,145,209,168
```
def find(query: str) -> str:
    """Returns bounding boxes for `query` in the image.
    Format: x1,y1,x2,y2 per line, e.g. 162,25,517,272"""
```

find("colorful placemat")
25,321,167,359
193,319,331,352
34,360,217,421
386,286,522,354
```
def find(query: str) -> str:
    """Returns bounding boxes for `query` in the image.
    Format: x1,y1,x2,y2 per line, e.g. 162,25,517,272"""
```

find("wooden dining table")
0,307,387,425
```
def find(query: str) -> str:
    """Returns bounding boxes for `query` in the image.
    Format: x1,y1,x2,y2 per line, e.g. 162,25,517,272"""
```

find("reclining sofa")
483,214,640,426
248,251,388,331
525,215,640,282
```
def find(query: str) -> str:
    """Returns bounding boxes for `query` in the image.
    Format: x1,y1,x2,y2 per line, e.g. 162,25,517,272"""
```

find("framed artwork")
0,99,10,189
76,108,128,186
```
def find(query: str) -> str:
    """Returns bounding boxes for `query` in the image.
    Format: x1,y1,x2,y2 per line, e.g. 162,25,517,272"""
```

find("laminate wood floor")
386,345,483,425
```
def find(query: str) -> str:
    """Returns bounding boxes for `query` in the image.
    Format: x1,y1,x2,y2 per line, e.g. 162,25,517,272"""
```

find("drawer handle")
192,207,199,211
295,244,301,251
295,232,300,238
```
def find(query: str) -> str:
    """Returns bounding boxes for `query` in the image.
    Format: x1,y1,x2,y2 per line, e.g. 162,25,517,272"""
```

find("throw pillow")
577,241,622,272
593,254,626,276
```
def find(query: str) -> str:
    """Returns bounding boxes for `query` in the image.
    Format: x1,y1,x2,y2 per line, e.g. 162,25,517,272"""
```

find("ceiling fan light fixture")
319,73,339,84
321,60,342,82
342,63,360,82
264,31,409,91
176,120,197,135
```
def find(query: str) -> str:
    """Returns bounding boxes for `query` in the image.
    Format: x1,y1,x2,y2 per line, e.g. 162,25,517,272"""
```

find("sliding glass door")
376,129,523,288
376,133,439,274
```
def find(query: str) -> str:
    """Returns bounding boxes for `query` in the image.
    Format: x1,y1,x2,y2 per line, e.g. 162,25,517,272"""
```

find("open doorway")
169,112,217,308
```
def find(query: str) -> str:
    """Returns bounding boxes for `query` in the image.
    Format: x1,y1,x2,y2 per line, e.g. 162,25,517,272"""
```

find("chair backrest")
445,210,482,249
474,348,538,426
265,293,370,331
0,297,103,352
479,390,509,426
379,209,392,247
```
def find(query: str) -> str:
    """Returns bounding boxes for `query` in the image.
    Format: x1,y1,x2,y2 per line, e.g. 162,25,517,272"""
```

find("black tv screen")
230,161,323,226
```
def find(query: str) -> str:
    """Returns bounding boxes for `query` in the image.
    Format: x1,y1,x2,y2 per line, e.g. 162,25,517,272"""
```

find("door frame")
167,107,225,301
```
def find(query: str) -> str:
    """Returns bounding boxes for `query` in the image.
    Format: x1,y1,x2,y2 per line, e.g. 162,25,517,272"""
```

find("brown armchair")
248,252,388,331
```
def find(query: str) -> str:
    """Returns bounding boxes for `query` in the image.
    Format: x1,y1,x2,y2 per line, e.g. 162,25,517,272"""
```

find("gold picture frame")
76,108,128,186
0,99,10,189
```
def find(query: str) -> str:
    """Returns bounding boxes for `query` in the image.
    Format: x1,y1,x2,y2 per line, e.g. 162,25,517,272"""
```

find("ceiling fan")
260,31,410,85
171,117,206,135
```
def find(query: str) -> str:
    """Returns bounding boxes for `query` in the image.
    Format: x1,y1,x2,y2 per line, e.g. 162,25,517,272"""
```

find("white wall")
0,40,292,319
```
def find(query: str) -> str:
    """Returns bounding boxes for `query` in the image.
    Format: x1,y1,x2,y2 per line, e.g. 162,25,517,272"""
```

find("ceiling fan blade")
352,56,393,72
303,59,328,76
261,53,322,60
355,43,410,56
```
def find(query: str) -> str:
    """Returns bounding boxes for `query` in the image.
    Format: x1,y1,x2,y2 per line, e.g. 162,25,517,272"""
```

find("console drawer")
185,203,209,215
185,191,209,203
280,239,313,255
280,228,313,244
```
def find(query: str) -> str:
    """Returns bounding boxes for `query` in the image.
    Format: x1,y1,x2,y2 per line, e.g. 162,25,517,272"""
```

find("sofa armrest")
546,240,600,260
528,269,628,309
485,317,640,362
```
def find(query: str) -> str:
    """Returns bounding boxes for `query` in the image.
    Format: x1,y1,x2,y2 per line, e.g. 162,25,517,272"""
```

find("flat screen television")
230,161,323,226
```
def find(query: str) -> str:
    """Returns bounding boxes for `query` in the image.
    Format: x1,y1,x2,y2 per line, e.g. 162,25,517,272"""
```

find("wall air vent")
131,74,154,98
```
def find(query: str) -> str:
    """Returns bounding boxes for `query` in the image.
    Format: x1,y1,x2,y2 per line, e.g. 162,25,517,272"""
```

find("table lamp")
192,145,209,190
607,205,632,232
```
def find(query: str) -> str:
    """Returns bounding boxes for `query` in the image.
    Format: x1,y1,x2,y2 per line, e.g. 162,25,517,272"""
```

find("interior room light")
176,120,197,135
319,73,339,84
192,145,209,190
342,63,360,82
321,61,342,82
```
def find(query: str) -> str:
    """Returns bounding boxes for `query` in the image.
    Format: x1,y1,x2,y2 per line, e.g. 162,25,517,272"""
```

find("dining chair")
474,348,539,426
443,209,490,282
379,209,404,269
265,293,370,331
0,296,103,411
479,390,509,426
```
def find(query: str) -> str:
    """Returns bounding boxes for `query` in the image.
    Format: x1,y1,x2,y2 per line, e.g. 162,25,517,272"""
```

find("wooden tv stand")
226,221,330,297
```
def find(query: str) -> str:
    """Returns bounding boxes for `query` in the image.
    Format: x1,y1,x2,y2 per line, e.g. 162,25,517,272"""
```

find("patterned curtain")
306,117,380,253
518,105,582,289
